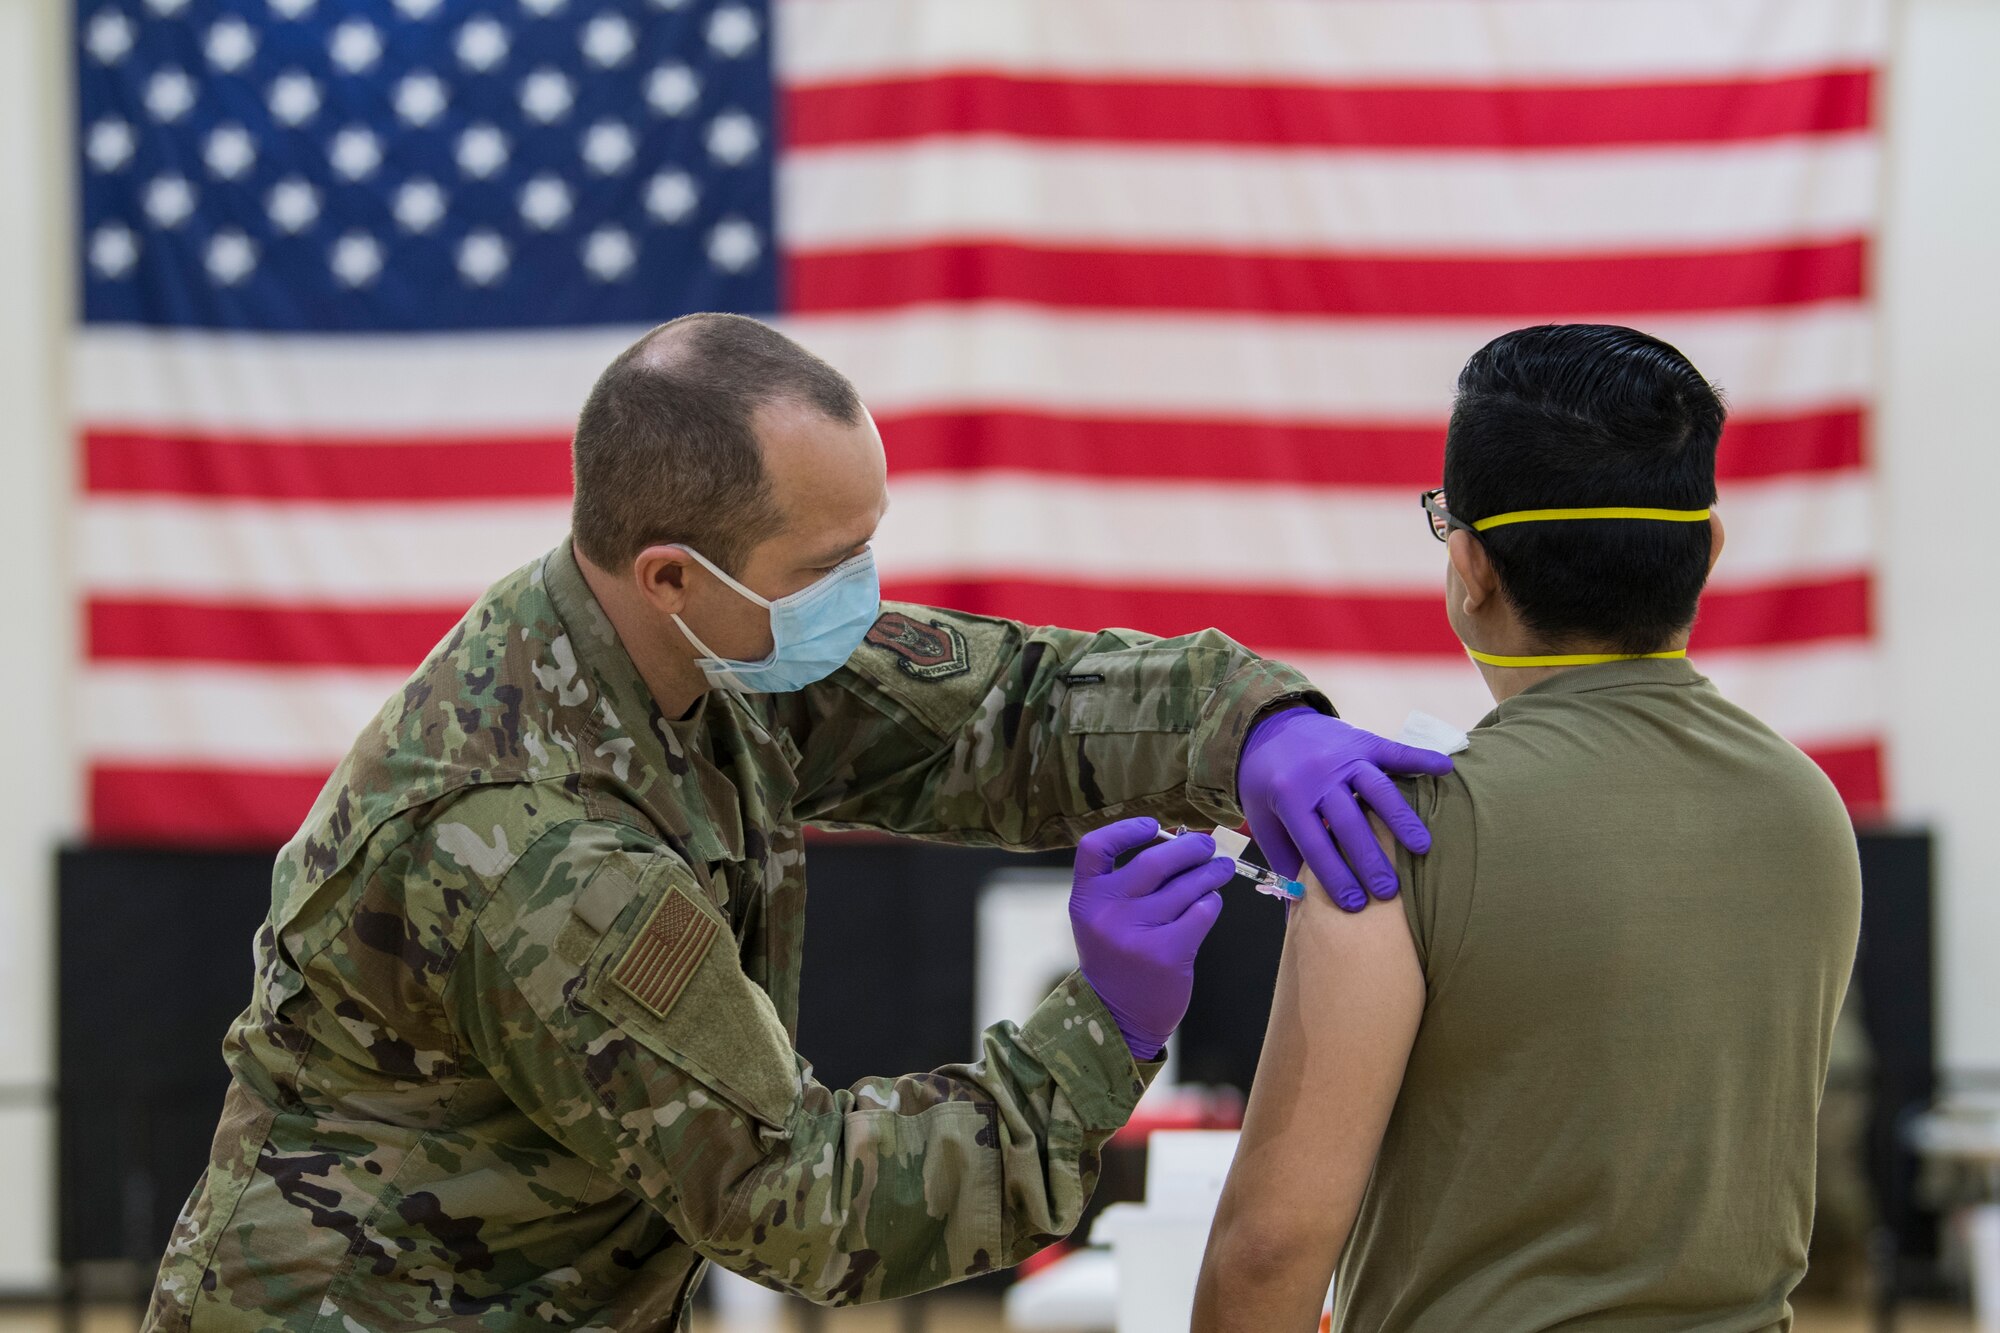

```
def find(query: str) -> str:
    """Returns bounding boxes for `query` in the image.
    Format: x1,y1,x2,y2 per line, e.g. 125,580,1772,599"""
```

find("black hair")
571,312,865,574
1443,324,1725,655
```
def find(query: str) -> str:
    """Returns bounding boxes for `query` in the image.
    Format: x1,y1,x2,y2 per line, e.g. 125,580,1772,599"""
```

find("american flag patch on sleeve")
612,881,720,1020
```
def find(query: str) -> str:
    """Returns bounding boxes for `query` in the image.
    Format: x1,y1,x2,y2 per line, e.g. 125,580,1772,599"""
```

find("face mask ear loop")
676,545,772,610
671,613,750,694
669,612,783,741
669,544,772,694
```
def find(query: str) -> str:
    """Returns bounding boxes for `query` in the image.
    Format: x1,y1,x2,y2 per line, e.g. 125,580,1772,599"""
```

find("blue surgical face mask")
670,545,881,694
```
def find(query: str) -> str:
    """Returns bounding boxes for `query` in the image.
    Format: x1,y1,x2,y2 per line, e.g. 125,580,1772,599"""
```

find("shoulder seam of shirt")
1417,767,1478,1002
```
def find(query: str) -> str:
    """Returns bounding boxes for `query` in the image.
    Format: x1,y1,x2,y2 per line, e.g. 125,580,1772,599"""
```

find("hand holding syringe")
1152,824,1304,902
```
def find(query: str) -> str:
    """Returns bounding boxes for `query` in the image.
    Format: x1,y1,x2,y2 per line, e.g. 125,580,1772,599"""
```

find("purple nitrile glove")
1069,817,1234,1061
1239,705,1455,913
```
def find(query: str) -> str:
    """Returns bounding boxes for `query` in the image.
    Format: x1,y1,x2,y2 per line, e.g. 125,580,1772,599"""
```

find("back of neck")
574,546,711,720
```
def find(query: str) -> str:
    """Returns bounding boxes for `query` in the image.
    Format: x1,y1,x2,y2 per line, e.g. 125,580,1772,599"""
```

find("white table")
1908,1099,2000,1332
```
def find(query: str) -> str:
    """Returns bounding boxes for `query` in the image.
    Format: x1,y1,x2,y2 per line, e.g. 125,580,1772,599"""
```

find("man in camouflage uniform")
145,314,1448,1330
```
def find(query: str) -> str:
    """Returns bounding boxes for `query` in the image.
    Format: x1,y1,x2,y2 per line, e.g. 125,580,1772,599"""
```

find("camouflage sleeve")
770,603,1330,848
460,819,1161,1305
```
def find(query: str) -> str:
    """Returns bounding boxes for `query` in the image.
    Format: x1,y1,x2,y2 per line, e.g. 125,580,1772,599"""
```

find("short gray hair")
570,313,865,574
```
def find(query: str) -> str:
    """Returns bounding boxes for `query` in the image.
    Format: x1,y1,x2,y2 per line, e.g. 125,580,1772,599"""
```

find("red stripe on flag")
1802,741,1887,816
80,409,1862,502
89,599,463,668
89,763,331,847
788,240,1867,317
784,69,1875,149
87,576,1869,669
85,429,575,501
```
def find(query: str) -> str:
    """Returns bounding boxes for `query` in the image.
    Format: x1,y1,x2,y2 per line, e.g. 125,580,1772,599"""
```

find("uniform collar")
1508,656,1706,700
540,542,753,865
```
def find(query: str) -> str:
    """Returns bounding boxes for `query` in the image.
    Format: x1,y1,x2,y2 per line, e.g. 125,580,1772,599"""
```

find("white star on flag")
86,118,136,172
519,175,573,230
84,11,135,64
268,72,321,126
394,178,448,233
583,226,637,280
645,64,699,116
88,224,140,278
394,73,449,127
328,20,380,74
330,233,384,288
144,68,196,123
644,170,697,223
705,111,759,166
457,125,510,179
520,68,574,123
329,126,383,181
705,216,758,272
205,230,257,285
581,120,635,174
706,4,758,58
266,178,320,233
204,18,257,72
142,174,195,228
582,14,635,68
457,230,509,285
203,125,257,180
457,18,509,72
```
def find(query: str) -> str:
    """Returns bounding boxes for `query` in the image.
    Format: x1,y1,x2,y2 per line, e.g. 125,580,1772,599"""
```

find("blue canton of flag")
77,0,775,329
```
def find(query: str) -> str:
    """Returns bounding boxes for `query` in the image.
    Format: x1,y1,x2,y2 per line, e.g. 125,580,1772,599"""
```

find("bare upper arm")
1195,817,1427,1325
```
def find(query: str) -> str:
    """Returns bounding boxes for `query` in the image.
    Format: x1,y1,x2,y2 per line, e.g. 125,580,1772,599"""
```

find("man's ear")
1447,531,1498,616
631,545,696,616
1706,511,1726,576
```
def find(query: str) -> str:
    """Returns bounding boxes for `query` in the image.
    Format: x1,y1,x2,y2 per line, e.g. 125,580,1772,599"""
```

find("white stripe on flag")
80,664,410,765
74,305,1872,435
78,643,1883,767
77,500,571,600
782,136,1880,254
74,325,642,435
779,0,1890,86
789,304,1873,420
77,472,1868,601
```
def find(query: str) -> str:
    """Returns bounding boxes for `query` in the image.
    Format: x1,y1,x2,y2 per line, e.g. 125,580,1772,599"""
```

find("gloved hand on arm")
1069,818,1233,1061
1238,706,1456,913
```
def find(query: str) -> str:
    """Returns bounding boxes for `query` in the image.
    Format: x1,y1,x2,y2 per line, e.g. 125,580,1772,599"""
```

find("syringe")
1154,824,1304,902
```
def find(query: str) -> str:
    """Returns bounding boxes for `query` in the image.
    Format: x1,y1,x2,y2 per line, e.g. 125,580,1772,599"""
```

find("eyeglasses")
1421,488,1477,543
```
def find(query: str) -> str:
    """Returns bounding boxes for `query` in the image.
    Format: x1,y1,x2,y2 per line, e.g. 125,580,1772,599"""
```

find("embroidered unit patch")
613,882,719,1019
865,612,970,680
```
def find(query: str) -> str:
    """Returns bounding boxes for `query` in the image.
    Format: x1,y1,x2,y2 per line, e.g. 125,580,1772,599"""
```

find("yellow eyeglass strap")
1472,505,1712,532
1466,648,1689,668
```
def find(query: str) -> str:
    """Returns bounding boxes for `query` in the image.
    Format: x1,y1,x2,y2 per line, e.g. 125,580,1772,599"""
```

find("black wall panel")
56,847,273,1267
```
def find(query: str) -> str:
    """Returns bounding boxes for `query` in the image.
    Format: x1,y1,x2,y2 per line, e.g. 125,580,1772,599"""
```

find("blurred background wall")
0,0,78,1286
1876,0,2000,1105
0,0,1994,1295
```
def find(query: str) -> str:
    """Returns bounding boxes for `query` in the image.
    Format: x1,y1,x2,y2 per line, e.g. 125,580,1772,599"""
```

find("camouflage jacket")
144,543,1325,1331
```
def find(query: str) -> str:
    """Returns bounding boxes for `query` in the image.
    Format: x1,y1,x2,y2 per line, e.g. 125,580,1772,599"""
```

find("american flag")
76,0,1888,845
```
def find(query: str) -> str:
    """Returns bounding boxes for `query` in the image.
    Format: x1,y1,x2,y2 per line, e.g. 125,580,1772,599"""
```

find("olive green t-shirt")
1334,659,1861,1332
